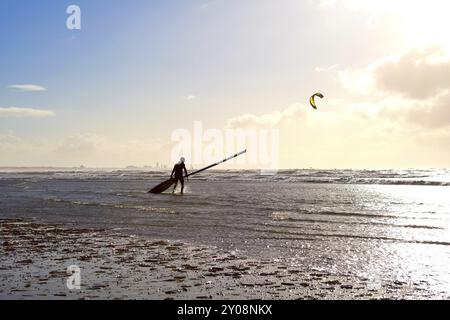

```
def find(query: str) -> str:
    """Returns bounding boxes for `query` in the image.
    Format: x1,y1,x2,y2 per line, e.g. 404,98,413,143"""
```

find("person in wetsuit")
170,157,188,194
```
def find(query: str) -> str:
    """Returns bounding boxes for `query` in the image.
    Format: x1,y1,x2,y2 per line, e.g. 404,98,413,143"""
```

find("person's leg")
180,178,185,194
172,179,178,193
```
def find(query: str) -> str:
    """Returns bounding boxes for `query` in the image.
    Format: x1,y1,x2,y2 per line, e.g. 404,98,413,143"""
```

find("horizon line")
0,166,448,171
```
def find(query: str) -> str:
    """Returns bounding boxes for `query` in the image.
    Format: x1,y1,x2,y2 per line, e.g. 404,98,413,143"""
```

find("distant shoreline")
0,167,171,171
1,167,448,171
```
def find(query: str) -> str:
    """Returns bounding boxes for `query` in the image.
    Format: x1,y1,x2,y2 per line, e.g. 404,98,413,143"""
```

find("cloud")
8,84,47,92
223,94,450,168
0,132,54,166
55,134,107,154
50,133,169,167
227,103,308,128
334,89,450,130
339,69,376,95
337,46,450,130
374,47,450,99
339,46,450,99
0,130,172,167
378,92,450,129
0,132,21,146
0,107,55,118
185,95,197,100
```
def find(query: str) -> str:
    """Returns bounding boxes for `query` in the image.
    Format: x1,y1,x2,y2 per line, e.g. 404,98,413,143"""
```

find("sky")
0,0,449,168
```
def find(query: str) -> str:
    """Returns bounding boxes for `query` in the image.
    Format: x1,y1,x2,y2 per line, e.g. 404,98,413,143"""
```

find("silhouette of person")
171,157,188,194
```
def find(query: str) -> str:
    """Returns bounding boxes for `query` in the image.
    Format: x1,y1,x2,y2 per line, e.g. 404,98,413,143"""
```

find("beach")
0,218,438,300
1,169,449,299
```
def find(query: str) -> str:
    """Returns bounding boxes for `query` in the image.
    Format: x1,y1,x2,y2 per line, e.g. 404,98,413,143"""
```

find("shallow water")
1,169,449,296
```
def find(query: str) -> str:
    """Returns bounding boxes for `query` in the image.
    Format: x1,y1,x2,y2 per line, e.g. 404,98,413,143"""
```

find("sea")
1,168,449,296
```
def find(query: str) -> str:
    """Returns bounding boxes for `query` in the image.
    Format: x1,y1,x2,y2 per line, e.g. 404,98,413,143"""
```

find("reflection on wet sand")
1,219,444,300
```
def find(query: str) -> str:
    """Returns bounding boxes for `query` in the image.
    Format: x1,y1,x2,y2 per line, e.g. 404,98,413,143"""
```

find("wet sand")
0,218,442,300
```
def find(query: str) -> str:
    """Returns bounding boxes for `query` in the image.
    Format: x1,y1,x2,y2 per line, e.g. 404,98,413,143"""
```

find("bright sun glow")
397,1,450,49
329,0,450,49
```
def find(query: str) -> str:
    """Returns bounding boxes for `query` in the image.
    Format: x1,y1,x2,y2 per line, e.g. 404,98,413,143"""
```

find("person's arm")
184,165,188,179
170,166,175,179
